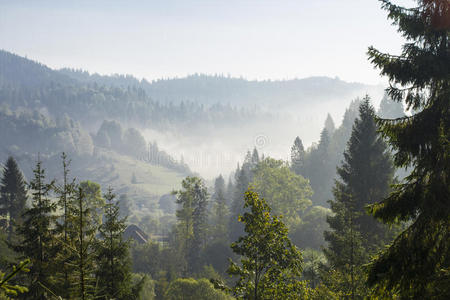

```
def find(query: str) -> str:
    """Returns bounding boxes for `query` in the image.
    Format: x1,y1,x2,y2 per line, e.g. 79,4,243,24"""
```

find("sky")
0,0,415,85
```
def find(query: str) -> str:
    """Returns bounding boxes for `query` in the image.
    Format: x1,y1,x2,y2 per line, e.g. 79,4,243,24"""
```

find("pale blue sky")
0,0,415,84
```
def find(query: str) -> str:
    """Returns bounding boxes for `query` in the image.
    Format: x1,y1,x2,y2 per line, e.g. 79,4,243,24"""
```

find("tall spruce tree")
324,113,336,135
323,98,394,296
15,159,57,299
53,153,77,298
79,180,104,226
0,156,27,241
211,175,229,243
305,127,333,206
94,187,132,299
66,186,97,300
322,189,370,298
290,136,305,176
229,164,251,242
332,98,394,249
251,147,260,169
366,1,450,297
173,176,209,275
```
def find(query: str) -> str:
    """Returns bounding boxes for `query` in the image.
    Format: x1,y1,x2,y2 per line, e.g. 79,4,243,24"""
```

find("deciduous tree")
226,189,309,299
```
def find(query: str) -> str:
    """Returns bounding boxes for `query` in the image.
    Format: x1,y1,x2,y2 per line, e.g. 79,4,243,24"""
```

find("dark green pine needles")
367,0,450,298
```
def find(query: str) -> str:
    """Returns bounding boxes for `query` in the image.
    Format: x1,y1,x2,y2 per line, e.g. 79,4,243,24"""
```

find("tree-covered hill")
0,50,75,89
0,50,274,132
59,68,384,108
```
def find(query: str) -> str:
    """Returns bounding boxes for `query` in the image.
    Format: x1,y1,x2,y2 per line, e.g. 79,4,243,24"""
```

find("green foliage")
0,231,18,268
0,107,94,157
211,175,229,243
291,206,331,250
79,180,105,226
227,189,308,299
366,1,450,297
327,98,394,251
302,127,334,206
130,273,154,300
251,158,312,228
302,249,326,289
0,156,27,241
172,177,209,275
0,259,30,298
65,187,97,299
322,207,369,298
202,241,235,276
130,242,162,278
14,159,58,299
323,98,394,297
229,163,251,242
94,187,133,299
52,152,77,298
123,128,147,157
165,278,232,300
290,136,305,176
301,99,362,207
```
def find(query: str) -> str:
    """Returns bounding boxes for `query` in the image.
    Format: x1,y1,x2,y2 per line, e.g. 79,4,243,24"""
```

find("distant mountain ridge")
1,49,383,109
0,50,75,89
0,50,271,130
59,68,382,107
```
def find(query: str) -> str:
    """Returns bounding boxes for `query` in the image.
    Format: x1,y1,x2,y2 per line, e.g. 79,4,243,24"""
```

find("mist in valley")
141,85,385,178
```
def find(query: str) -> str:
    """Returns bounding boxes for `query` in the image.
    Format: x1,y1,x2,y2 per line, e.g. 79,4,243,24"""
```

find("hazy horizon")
2,48,388,87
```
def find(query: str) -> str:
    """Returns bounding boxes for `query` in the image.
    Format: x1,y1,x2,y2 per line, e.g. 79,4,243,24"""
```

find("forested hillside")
59,68,382,107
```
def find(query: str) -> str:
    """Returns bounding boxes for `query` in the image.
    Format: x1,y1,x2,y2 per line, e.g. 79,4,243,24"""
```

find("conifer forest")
0,0,448,299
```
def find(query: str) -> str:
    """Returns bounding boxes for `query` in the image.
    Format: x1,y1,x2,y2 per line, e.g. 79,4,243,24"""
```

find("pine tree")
173,176,209,275
229,164,251,242
328,98,362,173
211,175,228,243
322,189,369,298
56,153,75,246
317,128,330,165
334,98,394,248
324,113,336,135
0,259,30,298
95,187,132,299
305,128,333,206
0,156,27,241
367,1,450,297
226,177,234,207
79,180,104,226
66,186,97,299
53,152,77,298
290,136,305,176
251,147,260,168
323,98,395,297
15,159,58,299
